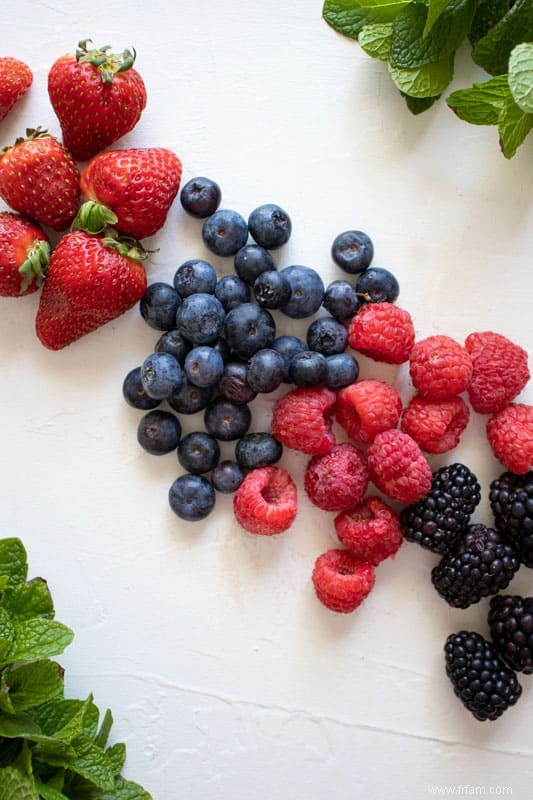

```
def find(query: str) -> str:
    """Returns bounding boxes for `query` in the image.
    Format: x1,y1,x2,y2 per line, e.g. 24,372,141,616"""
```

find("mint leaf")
0,539,28,589
0,608,15,661
0,710,42,738
424,0,450,36
359,23,393,60
472,0,533,75
469,0,510,45
498,91,533,158
404,93,440,113
0,576,10,592
508,43,533,114
1,661,64,713
6,618,73,664
47,737,115,791
0,767,39,800
389,55,454,98
105,743,126,777
35,783,69,800
323,0,410,40
447,74,511,124
88,777,153,800
31,697,92,743
94,709,113,749
3,579,54,621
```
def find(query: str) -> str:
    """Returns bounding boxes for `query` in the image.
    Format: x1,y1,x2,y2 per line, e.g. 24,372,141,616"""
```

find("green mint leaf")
48,737,115,791
94,709,113,750
472,0,533,75
6,618,73,664
0,608,15,662
35,783,69,800
80,700,100,741
0,767,39,800
31,697,92,743
1,660,64,713
508,43,533,113
105,742,126,777
424,0,450,36
498,91,533,158
358,23,393,60
0,539,28,589
447,74,511,124
0,576,10,592
323,0,410,40
3,579,54,621
88,777,153,800
403,93,440,113
469,0,510,45
0,710,42,738
13,740,33,777
388,55,454,98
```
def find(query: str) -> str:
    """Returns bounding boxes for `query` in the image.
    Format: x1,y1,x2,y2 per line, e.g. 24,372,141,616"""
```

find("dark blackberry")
431,524,519,608
489,471,533,568
444,631,522,721
489,595,533,674
400,463,481,554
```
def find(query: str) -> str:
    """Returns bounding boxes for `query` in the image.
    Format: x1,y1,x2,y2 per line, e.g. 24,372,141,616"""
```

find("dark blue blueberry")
323,280,361,322
178,431,220,474
279,266,324,319
356,267,399,304
180,176,221,219
212,337,231,363
202,209,248,256
234,244,275,285
167,378,213,414
289,350,328,387
168,474,215,521
173,260,217,297
137,410,181,455
211,460,244,493
224,303,276,361
306,316,348,356
325,353,359,390
140,282,181,331
253,270,291,309
248,204,291,249
140,352,183,399
155,330,191,364
184,346,224,388
215,275,250,311
175,293,225,345
219,362,257,405
331,230,374,274
235,433,283,471
271,336,307,382
123,367,161,410
246,349,284,394
204,398,251,441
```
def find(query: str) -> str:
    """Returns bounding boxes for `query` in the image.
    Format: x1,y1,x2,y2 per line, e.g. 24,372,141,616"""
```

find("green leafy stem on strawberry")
18,239,50,293
75,39,136,85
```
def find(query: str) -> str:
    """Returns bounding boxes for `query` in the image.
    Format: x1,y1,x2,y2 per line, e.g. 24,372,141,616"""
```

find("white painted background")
1,1,532,797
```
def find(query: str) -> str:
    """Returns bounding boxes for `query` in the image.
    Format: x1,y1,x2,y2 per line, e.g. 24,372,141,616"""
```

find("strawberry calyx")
76,39,136,85
1,127,53,155
101,232,150,262
18,239,50,293
72,200,118,235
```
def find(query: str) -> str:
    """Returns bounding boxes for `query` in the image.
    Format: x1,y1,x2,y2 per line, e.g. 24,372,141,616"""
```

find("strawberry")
0,212,50,297
0,128,79,231
0,57,32,121
36,230,148,350
76,147,182,239
48,40,147,161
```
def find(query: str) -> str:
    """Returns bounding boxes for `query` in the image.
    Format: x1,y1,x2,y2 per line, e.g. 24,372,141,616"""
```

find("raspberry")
487,403,533,475
233,465,297,535
312,549,375,613
336,380,402,443
409,335,472,401
348,303,415,364
272,386,336,455
367,429,432,504
335,496,402,566
401,395,469,454
304,443,368,512
466,331,530,414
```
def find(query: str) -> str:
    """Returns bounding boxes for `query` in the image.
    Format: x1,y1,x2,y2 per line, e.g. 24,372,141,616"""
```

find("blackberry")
400,463,481,554
431,524,519,608
444,631,522,721
489,595,533,674
489,471,533,568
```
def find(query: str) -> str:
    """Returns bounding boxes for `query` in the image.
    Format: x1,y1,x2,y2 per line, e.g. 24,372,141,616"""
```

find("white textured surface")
1,2,533,797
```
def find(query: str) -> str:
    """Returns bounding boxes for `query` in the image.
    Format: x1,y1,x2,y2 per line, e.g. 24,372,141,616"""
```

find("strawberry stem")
76,39,136,85
101,233,150,262
72,201,118,235
18,240,50,293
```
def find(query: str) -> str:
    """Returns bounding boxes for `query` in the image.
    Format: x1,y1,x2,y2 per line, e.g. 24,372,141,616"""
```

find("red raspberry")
336,380,402,443
367,429,432,504
487,404,533,475
304,443,368,512
466,331,530,414
233,466,297,535
272,386,336,455
401,395,470,454
348,303,415,364
312,549,375,613
409,335,472,400
335,496,402,566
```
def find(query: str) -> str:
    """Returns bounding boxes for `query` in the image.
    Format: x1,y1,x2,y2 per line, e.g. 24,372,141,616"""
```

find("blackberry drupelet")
444,631,522,721
400,463,481,553
432,524,519,608
489,471,533,568
489,595,533,674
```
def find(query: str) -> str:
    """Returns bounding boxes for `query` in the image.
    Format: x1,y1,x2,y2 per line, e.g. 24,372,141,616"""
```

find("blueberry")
184,346,224,388
140,282,182,331
180,176,221,219
211,460,244,493
248,204,291,249
140,352,183,399
306,316,348,356
271,335,307,382
213,337,231,363
215,274,250,311
202,209,248,256
178,431,220,474
137,410,181,455
167,378,213,414
168,474,215,521
331,230,373,274
224,303,276,361
155,330,191,364
204,398,251,441
235,433,283,470
173,260,217,297
279,266,324,319
325,353,359,390
356,267,399,304
289,350,328,387
219,362,257,405
253,270,291,309
234,244,275,285
123,367,161,410
176,293,225,345
323,280,360,322
246,348,284,393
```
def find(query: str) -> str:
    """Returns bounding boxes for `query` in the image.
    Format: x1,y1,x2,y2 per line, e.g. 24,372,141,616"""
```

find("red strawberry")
0,212,49,297
77,147,182,239
0,128,79,231
48,40,147,161
0,57,32,121
35,230,147,350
